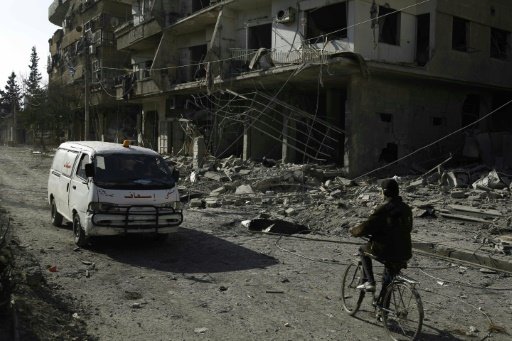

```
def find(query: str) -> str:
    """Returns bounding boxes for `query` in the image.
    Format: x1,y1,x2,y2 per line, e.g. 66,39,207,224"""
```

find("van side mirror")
85,163,95,178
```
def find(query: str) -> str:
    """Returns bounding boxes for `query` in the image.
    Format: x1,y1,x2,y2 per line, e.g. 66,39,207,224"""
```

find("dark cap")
381,178,399,197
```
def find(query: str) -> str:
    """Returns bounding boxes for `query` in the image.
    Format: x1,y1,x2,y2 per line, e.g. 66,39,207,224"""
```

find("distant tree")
0,72,23,113
24,46,44,109
20,47,50,147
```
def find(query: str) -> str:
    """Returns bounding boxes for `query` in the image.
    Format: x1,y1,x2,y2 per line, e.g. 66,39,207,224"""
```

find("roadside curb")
412,242,512,274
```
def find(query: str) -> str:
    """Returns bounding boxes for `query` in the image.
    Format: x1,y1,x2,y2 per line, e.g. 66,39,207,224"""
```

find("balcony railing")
227,47,341,76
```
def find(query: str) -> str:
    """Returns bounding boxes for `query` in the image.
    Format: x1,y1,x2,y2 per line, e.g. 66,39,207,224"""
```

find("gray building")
51,0,512,176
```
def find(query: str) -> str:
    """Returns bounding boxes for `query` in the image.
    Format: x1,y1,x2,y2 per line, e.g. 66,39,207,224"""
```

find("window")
491,27,510,59
306,2,347,42
76,154,91,179
452,17,469,51
378,6,401,45
248,24,272,50
416,13,430,66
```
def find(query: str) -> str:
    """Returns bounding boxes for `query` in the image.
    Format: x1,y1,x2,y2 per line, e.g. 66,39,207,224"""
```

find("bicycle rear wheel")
382,282,423,340
341,262,365,315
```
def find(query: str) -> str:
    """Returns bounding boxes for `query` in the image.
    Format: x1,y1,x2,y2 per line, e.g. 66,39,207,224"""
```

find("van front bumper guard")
91,205,183,230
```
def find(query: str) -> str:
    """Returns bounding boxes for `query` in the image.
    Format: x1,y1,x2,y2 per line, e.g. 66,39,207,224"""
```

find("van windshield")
93,154,176,189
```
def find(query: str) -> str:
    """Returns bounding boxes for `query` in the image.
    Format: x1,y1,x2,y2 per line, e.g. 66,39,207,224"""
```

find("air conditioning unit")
276,7,296,24
89,45,96,55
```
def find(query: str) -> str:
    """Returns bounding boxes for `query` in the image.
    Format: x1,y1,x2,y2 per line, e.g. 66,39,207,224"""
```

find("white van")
48,141,183,246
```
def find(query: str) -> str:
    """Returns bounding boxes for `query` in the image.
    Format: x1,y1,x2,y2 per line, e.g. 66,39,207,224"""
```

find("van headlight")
88,202,113,213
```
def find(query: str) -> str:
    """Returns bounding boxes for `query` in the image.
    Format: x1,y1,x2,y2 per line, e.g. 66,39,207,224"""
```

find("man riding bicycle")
349,178,413,295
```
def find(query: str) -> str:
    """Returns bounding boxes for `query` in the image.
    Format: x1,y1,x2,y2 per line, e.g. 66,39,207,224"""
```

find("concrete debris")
495,235,512,255
189,198,205,209
235,185,254,195
210,186,227,197
167,154,511,266
194,327,208,334
204,171,229,182
472,170,510,190
440,171,469,188
192,136,206,169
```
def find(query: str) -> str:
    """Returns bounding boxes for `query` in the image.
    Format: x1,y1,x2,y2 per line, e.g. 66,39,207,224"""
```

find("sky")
0,0,60,90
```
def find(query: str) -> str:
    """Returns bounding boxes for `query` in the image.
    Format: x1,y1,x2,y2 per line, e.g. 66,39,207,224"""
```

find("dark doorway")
144,111,158,150
248,24,272,49
461,94,480,128
416,13,430,66
190,44,207,80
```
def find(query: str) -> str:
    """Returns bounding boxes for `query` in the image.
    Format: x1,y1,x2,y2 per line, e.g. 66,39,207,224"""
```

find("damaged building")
49,0,512,176
48,0,138,141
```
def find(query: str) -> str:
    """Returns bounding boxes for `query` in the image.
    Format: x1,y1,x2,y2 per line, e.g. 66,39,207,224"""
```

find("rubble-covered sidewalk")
167,154,512,273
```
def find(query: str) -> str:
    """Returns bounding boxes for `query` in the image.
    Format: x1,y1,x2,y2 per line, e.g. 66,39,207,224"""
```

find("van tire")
73,214,88,247
51,199,63,227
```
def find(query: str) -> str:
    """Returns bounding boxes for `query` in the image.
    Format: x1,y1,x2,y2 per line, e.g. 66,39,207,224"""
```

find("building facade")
49,0,512,176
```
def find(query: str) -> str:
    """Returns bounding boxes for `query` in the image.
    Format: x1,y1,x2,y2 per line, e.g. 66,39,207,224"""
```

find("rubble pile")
166,155,512,258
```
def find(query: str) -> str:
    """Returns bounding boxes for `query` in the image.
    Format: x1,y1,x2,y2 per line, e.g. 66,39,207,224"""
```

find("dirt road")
0,146,510,340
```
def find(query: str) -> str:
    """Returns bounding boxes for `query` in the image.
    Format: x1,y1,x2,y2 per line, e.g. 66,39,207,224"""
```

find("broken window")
461,94,480,127
248,24,272,50
416,13,430,66
452,17,469,51
378,6,400,45
491,27,510,60
306,2,347,43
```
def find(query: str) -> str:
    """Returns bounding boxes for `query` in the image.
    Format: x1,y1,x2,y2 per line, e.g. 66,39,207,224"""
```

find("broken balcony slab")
412,241,512,274
438,212,491,223
448,204,503,218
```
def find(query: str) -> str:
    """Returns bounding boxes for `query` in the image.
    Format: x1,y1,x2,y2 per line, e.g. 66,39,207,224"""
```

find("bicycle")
341,252,424,341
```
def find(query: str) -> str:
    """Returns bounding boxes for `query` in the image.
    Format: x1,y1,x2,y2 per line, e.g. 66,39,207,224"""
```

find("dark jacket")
350,196,412,262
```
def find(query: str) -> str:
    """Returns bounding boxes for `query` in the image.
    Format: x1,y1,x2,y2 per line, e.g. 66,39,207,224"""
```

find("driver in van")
349,179,413,295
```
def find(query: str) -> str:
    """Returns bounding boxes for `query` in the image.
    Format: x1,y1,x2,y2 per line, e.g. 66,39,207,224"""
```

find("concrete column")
137,110,144,145
281,116,289,163
243,118,250,161
98,112,106,142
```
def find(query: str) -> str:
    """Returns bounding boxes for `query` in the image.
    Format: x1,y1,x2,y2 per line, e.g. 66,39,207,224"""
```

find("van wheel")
72,214,88,247
51,199,63,227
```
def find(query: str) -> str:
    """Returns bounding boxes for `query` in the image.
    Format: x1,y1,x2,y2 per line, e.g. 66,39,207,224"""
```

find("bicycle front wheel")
341,262,365,315
382,282,424,340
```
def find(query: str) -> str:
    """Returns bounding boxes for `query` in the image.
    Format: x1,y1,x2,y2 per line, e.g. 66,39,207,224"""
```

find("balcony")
227,48,344,76
48,0,70,26
116,19,162,51
115,73,160,100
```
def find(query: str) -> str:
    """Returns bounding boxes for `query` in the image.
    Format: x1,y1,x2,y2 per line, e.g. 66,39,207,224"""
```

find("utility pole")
84,37,90,141
11,102,17,145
